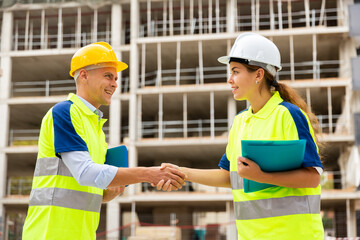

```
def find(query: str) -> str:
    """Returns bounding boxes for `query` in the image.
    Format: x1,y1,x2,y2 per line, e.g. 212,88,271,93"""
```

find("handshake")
150,163,186,192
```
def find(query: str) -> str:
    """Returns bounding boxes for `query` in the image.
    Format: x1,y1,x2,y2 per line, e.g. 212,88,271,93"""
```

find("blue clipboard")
105,145,128,168
241,140,306,193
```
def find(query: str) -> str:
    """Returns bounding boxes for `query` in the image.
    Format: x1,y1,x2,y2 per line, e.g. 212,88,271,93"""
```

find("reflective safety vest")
22,93,108,240
227,92,324,239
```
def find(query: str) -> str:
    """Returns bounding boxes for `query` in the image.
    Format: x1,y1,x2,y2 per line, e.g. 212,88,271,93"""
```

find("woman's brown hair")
245,64,322,149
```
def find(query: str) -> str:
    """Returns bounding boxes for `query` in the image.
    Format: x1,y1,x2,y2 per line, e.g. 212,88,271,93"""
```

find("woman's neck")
248,90,272,114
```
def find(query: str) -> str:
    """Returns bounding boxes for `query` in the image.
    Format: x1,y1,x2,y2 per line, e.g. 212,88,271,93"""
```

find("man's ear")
79,69,88,82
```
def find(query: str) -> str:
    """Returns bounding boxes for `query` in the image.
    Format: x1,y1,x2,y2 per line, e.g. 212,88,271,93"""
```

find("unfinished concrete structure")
0,0,359,239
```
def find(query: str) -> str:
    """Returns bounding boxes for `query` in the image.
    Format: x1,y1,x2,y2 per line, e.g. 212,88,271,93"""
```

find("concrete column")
341,37,359,145
0,149,7,240
227,96,236,131
346,199,356,237
106,201,120,240
76,8,81,48
226,0,236,33
1,11,13,53
339,38,356,79
111,4,122,47
210,91,215,138
0,56,11,104
0,10,13,240
128,0,140,197
0,205,4,240
137,95,142,139
0,105,9,227
226,201,237,240
1,11,13,100
109,98,121,146
92,9,98,43
0,105,9,194
57,8,63,49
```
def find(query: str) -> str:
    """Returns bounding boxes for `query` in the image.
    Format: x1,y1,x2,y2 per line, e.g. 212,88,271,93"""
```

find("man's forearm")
107,167,150,187
107,166,186,189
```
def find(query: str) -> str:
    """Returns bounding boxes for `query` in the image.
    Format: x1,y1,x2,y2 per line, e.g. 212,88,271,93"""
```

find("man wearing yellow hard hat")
22,42,186,240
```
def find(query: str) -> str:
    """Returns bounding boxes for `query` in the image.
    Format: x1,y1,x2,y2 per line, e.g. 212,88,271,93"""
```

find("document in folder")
241,140,306,193
105,145,128,168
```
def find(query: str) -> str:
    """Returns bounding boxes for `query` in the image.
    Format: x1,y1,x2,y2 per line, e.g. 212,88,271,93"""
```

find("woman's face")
228,62,258,101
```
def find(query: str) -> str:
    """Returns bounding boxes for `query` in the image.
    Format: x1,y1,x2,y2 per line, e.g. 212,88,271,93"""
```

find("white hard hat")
218,32,282,76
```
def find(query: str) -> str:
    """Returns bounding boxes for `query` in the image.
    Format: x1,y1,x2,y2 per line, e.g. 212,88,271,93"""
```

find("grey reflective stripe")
29,187,102,213
234,195,320,220
230,171,243,189
34,157,72,177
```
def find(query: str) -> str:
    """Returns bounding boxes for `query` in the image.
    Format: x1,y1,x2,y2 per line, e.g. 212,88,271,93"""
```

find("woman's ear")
256,68,265,81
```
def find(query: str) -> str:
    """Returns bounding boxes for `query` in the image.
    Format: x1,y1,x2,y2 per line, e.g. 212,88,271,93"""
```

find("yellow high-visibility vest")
23,93,107,240
227,92,324,239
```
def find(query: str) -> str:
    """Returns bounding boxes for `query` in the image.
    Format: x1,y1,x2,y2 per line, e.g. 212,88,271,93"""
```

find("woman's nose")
227,75,233,84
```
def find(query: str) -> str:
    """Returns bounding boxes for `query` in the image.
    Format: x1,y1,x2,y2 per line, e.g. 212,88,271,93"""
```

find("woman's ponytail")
245,64,321,144
275,82,321,139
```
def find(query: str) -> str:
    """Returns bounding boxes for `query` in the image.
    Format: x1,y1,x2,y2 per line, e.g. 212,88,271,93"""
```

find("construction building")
0,0,360,239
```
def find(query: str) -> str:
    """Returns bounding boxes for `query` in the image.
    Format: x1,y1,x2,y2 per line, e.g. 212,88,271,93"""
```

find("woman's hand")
237,156,264,182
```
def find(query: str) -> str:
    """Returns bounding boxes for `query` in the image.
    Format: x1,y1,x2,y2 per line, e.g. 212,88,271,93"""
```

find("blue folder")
105,145,128,168
241,140,306,193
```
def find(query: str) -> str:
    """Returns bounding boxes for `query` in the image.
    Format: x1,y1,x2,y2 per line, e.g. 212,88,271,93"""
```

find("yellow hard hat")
69,42,128,77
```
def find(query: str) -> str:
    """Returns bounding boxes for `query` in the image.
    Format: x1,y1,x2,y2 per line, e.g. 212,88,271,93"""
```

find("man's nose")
112,79,118,89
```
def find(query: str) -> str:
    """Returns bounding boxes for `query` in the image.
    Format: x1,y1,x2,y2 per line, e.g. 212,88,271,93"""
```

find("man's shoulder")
52,99,85,117
52,100,73,113
51,100,83,123
41,100,72,123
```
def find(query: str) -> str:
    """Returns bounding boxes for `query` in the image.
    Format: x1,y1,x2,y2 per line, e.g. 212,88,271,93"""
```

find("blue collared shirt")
60,95,118,189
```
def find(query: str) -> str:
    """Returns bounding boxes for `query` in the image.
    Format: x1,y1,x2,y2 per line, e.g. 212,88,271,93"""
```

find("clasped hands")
152,163,186,192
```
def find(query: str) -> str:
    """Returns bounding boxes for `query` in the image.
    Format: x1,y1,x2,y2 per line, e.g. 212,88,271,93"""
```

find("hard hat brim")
217,56,230,64
69,61,128,77
116,61,129,73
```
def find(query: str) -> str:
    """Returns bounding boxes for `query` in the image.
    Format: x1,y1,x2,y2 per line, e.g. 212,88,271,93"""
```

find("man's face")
81,67,118,108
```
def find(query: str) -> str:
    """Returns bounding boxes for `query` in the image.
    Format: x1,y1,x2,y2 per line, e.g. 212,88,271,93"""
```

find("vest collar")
67,93,99,117
245,91,283,120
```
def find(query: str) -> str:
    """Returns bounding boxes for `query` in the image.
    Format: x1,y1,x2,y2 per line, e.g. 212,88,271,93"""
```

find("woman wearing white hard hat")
159,32,324,239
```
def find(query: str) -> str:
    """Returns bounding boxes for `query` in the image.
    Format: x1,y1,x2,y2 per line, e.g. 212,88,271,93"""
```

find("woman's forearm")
257,167,320,188
182,168,231,188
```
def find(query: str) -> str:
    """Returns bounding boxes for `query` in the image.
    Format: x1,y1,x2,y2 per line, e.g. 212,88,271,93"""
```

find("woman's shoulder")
277,101,307,117
277,101,311,128
278,100,300,112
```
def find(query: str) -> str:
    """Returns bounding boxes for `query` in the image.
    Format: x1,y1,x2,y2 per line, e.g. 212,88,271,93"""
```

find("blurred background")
0,0,360,239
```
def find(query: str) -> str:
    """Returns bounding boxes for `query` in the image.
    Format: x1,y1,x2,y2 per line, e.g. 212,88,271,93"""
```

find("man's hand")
154,163,187,192
102,186,125,203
